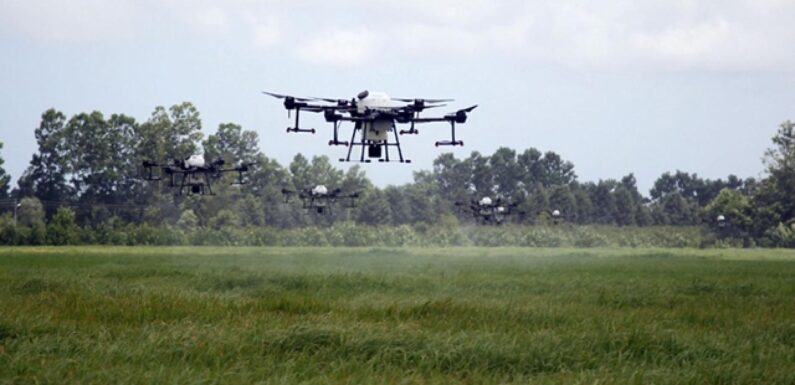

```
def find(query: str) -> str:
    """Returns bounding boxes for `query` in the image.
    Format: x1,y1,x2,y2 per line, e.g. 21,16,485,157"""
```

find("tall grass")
1,247,794,384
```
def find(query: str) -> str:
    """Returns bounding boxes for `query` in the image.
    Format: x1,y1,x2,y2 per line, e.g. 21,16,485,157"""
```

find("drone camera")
368,144,382,158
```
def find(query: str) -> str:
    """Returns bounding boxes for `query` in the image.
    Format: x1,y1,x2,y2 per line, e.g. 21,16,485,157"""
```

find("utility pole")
13,199,18,226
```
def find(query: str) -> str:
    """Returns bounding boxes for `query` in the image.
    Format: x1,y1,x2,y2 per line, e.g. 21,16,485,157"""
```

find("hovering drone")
455,196,522,225
281,184,360,214
141,154,252,195
264,90,477,163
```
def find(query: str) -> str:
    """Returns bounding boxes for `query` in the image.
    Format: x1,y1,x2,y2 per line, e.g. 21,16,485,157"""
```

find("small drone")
281,184,360,214
142,154,252,195
264,90,477,163
455,196,521,225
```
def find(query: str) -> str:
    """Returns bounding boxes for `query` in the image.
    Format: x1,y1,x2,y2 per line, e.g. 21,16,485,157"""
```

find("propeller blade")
262,91,314,102
393,98,454,103
459,105,478,113
422,103,448,109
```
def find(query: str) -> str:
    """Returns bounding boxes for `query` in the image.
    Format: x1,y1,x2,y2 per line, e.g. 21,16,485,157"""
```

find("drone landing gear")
286,107,316,134
177,173,215,196
338,124,411,163
434,121,464,147
328,121,348,146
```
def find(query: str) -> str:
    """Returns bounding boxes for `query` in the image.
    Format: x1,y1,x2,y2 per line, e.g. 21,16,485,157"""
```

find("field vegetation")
1,247,794,384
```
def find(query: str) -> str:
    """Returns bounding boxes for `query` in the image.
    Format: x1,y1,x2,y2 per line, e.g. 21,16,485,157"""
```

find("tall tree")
0,142,10,199
762,120,795,222
588,180,617,224
467,151,493,196
62,112,139,205
489,147,521,197
432,153,471,205
540,151,577,187
203,123,260,164
548,185,577,222
17,109,74,213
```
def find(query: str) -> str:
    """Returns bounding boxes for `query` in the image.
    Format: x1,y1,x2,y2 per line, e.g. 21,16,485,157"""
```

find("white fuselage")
356,91,399,113
312,185,328,196
186,154,205,168
357,91,401,142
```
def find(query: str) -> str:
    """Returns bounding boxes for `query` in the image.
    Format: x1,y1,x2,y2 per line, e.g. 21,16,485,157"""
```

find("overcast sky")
2,0,794,194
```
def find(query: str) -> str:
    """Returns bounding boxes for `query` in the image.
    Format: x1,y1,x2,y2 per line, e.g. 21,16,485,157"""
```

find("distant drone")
281,185,360,214
551,209,562,225
264,90,477,163
455,196,521,225
142,154,252,195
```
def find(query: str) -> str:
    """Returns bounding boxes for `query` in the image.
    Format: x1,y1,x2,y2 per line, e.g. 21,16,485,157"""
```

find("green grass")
1,247,794,384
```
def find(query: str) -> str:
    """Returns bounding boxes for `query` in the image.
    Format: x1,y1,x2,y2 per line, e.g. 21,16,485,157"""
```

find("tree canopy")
2,104,792,247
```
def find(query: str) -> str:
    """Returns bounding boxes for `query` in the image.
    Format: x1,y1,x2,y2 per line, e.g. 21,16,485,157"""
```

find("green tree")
177,209,199,229
0,142,10,199
17,109,74,212
763,120,795,222
658,192,699,225
517,148,544,188
47,207,79,245
548,185,576,222
588,181,617,224
17,197,44,227
539,151,576,187
612,186,636,226
433,153,472,205
384,186,411,225
572,186,593,224
704,188,752,238
61,112,140,223
489,147,521,197
209,209,241,229
467,151,493,196
355,188,392,225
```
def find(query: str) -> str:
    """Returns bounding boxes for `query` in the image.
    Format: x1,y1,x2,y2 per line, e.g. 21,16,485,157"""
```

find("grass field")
1,247,794,384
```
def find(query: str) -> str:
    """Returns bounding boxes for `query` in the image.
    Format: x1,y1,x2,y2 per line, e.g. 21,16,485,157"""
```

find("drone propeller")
262,91,314,102
458,105,478,113
393,98,454,103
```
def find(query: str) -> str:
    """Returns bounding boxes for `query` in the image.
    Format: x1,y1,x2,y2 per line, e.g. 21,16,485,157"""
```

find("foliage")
0,142,10,199
6,105,795,247
47,207,79,245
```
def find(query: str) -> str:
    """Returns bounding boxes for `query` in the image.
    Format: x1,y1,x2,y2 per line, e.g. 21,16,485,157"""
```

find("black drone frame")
141,159,252,196
282,187,360,214
454,199,522,225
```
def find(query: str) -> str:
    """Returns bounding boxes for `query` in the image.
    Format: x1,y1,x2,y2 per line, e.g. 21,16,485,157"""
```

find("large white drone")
264,90,477,164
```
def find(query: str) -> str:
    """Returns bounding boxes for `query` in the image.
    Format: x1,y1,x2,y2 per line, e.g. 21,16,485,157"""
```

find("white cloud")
295,29,378,67
1,0,794,71
0,0,137,43
189,6,229,32
250,17,281,49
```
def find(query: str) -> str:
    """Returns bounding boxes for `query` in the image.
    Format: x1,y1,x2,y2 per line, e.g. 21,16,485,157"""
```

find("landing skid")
338,124,411,163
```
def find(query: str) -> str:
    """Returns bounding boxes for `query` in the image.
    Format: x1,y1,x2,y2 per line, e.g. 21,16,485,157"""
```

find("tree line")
0,103,792,246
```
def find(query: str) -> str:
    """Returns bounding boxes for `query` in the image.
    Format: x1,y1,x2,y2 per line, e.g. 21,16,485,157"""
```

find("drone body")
456,196,521,225
264,90,477,163
141,155,252,196
282,184,360,214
